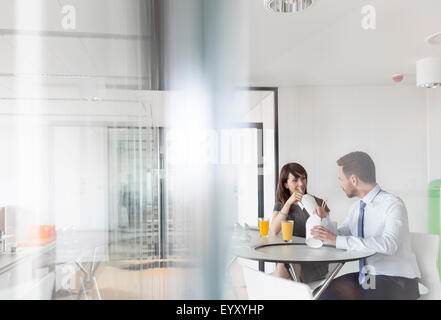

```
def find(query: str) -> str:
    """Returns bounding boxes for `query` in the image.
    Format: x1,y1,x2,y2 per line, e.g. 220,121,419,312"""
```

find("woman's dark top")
273,195,329,238
273,194,330,284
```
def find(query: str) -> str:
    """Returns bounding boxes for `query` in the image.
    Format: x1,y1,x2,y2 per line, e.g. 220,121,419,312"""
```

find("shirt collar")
361,184,381,205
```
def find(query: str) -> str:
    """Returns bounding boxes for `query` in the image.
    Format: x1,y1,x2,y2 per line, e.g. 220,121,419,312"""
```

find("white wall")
278,85,432,233
50,125,108,231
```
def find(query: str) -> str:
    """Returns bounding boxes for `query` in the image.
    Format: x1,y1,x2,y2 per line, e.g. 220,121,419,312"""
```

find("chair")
409,232,441,300
242,265,312,300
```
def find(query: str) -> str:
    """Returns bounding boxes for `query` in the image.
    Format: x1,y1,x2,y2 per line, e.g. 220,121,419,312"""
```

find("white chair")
242,265,312,300
410,232,441,300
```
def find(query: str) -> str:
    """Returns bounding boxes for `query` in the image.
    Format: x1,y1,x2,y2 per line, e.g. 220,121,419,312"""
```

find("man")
311,151,421,300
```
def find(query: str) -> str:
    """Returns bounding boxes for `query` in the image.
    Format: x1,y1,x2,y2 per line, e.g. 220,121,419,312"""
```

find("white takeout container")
299,194,324,248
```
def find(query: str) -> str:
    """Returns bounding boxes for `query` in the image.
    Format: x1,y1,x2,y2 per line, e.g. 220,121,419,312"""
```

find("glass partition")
0,0,164,299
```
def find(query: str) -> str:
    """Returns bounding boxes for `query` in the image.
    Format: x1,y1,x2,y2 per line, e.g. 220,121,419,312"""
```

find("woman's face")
284,172,307,194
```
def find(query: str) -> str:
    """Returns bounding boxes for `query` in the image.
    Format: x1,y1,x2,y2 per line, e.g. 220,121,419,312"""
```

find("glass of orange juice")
258,218,269,237
281,220,294,242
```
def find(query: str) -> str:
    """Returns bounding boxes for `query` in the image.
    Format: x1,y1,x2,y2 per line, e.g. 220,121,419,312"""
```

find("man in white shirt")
311,151,421,300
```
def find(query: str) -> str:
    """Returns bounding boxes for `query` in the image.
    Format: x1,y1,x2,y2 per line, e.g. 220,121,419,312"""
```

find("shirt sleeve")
310,196,338,234
335,201,405,255
321,215,336,234
336,213,353,237
273,202,282,212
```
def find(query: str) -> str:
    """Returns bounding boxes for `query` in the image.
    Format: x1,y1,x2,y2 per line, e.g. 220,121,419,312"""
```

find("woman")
270,162,330,283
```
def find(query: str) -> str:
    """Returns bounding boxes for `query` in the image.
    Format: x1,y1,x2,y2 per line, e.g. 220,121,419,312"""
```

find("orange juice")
281,220,294,242
258,219,269,237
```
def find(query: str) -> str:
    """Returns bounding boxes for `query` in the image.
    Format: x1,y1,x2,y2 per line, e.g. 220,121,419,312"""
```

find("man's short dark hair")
337,151,376,184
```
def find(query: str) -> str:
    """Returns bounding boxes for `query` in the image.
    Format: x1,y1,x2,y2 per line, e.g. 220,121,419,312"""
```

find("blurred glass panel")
0,0,251,300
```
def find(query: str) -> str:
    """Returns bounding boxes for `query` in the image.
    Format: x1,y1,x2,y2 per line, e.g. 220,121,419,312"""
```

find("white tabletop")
231,229,375,264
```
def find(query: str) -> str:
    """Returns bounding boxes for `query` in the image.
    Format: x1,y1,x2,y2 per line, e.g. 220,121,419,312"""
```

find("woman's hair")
276,163,308,206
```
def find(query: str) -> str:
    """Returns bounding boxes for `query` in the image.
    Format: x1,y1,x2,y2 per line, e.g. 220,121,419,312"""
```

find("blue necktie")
358,200,367,284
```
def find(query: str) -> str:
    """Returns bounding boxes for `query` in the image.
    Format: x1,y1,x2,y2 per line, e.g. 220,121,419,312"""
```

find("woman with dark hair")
270,163,330,283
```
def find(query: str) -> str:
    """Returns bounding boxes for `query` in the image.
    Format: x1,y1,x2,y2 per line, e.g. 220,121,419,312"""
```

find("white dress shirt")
327,184,421,279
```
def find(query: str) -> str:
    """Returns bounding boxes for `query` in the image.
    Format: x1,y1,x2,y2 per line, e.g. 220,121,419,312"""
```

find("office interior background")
0,0,440,299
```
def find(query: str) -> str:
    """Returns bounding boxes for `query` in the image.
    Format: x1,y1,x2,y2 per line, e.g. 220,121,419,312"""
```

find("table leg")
77,276,88,300
226,256,239,299
90,261,102,300
288,264,300,282
75,261,89,300
92,276,102,300
312,262,344,300
75,260,88,279
75,259,103,300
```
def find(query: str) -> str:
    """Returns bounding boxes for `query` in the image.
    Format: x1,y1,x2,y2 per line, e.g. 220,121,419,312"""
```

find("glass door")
220,124,263,227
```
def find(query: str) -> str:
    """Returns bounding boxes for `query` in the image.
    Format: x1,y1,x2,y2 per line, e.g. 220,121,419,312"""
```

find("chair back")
410,232,441,300
242,265,312,300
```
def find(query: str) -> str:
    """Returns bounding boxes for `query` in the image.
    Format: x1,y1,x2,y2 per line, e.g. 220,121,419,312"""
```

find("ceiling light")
416,57,441,89
265,0,314,13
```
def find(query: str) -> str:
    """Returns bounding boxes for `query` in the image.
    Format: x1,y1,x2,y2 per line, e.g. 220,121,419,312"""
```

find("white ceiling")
245,0,441,86
0,0,440,91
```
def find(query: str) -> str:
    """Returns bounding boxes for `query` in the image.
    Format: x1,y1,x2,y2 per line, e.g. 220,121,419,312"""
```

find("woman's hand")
287,188,304,206
312,206,329,219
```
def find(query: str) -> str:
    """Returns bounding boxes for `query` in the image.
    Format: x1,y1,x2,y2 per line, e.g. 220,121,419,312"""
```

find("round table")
230,229,376,300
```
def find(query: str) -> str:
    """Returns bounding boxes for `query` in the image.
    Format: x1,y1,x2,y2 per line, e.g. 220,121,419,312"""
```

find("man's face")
338,167,357,198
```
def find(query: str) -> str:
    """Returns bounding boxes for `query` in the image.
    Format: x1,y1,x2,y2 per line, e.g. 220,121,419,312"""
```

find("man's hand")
312,206,329,219
311,226,336,246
